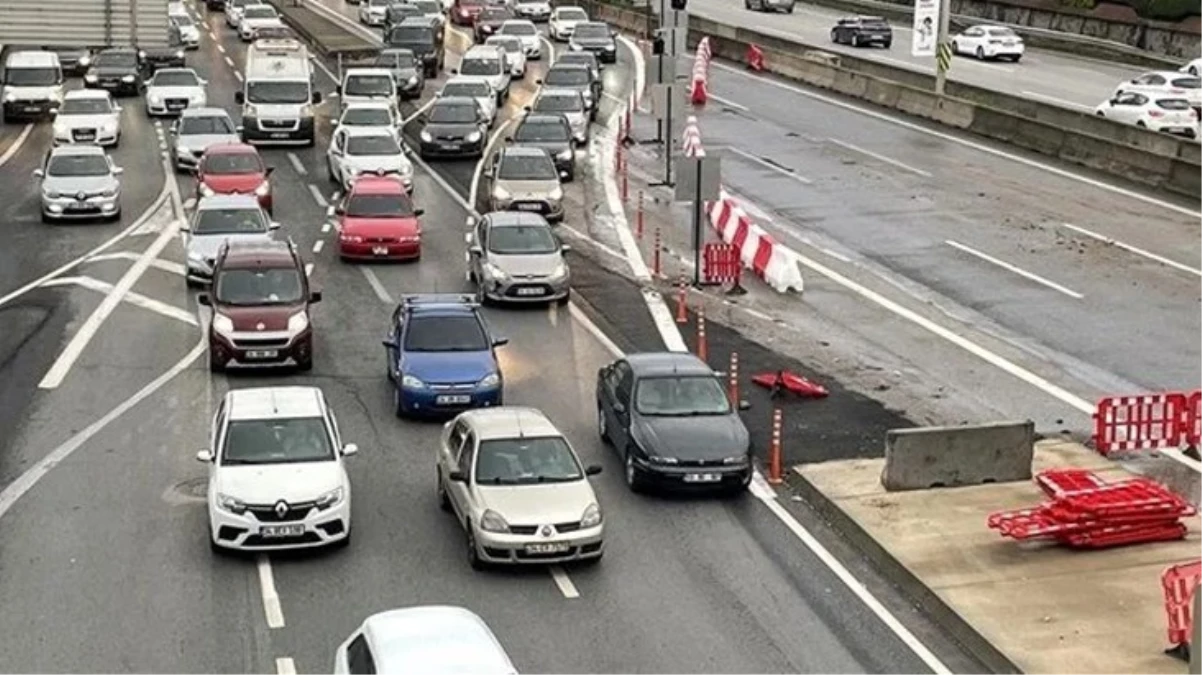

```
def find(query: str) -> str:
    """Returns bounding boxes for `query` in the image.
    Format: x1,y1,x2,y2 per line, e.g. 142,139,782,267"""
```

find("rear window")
388,26,432,43
204,153,263,174
345,74,394,96
1171,77,1200,89
1156,99,1192,110
347,192,416,218
986,27,1016,37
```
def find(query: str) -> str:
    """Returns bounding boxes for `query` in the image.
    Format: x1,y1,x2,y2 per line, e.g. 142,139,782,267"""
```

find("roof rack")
400,294,479,308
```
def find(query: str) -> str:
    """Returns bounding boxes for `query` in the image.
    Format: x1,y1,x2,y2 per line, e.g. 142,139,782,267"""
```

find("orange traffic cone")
747,44,765,72
690,77,708,105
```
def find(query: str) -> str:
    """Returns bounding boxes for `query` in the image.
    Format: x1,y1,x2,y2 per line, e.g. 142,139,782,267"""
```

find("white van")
2,51,65,122
338,68,397,114
235,38,321,145
455,45,510,105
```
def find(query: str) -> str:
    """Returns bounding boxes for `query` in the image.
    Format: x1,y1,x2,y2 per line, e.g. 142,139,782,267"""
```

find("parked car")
450,0,487,26
239,4,285,40
385,18,445,78
334,101,403,135
374,48,425,99
83,47,145,96
467,211,571,304
830,15,892,48
144,67,208,116
359,0,391,26
497,19,541,59
173,14,202,49
453,45,510,104
485,36,527,78
439,78,498,126
42,45,92,76
1094,93,1198,138
512,0,551,23
327,126,414,193
951,25,1024,62
530,89,588,144
34,144,123,223
539,64,595,118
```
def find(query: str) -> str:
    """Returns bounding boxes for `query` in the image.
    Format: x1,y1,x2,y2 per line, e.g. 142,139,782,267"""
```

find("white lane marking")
209,31,217,41
470,118,514,210
401,95,438,126
725,146,813,184
183,196,197,210
360,267,394,303
307,183,329,207
224,55,235,68
276,658,297,675
40,277,199,325
321,220,332,233
644,288,688,352
559,224,626,261
287,152,308,175
1021,90,1093,111
217,43,226,54
826,138,932,178
617,35,645,104
602,91,626,105
312,239,325,253
540,35,556,63
549,566,580,598
84,252,188,277
945,239,1084,299
821,247,851,263
304,262,315,277
257,555,286,628
0,124,34,169
567,302,624,356
234,71,244,82
709,93,749,112
1059,221,1201,277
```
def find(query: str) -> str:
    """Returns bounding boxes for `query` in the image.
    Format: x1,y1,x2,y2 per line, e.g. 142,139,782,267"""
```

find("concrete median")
267,0,378,58
881,420,1036,491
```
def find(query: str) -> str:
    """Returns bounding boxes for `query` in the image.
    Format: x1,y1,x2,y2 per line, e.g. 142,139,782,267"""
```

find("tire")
882,40,891,49
437,468,452,512
1095,110,1105,117
623,449,646,493
1190,66,1198,76
951,40,959,55
975,46,985,60
466,523,486,570
830,29,838,43
744,0,752,8
41,211,53,224
597,402,611,444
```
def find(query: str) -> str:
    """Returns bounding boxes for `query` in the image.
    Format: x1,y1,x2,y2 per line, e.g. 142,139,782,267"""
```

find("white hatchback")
1114,70,1202,111
497,20,542,59
1095,92,1198,138
334,607,517,674
549,6,589,41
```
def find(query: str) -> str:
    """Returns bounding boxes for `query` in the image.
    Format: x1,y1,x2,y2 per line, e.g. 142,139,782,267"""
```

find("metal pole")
663,87,673,185
934,0,951,95
691,171,702,287
655,53,665,143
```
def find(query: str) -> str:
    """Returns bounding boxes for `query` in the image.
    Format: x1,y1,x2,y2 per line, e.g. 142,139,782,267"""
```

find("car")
1182,58,1202,76
197,386,355,551
745,0,795,13
198,239,320,371
239,3,284,40
566,21,617,64
485,35,527,79
359,0,391,26
42,45,93,76
418,96,490,159
450,0,487,26
382,294,508,417
1094,93,1198,138
557,50,600,83
333,607,517,675
830,15,892,48
34,144,123,223
196,143,276,213
440,78,498,125
385,18,445,78
510,112,575,180
539,64,595,118
170,107,240,171
384,2,424,31
183,194,280,286
327,126,414,193
1114,71,1202,114
596,352,753,494
334,101,402,134
372,48,425,99
530,89,588,144
144,67,207,115
338,67,397,113
173,14,202,49
2,51,65,122
83,47,144,96
138,24,189,73
410,0,446,29
487,147,564,222
467,211,571,304
52,90,122,147
225,0,253,27
168,0,188,16
511,0,551,23
331,175,425,262
206,0,227,9
548,6,588,41
951,25,1024,62
454,45,510,103
497,19,541,59
473,5,513,42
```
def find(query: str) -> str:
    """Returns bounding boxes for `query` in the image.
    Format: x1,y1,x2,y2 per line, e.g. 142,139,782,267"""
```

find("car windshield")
443,81,489,97
461,58,501,75
246,81,309,103
474,436,582,484
635,375,731,416
254,27,294,39
558,8,588,21
222,417,334,465
1171,77,1200,89
346,192,415,217
501,22,536,35
514,120,568,142
244,6,277,18
404,315,488,351
499,153,556,180
181,115,235,135
536,94,581,112
377,51,416,68
986,27,1016,37
342,107,393,126
47,154,109,177
214,267,304,305
388,26,431,43
488,38,521,53
545,68,588,86
96,51,137,68
174,15,194,26
229,0,248,7
60,98,112,115
573,23,608,39
1156,98,1192,110
5,67,59,86
429,102,477,123
413,0,440,12
193,207,267,235
347,134,401,155
480,7,510,20
346,74,394,96
204,152,263,174
863,18,888,27
560,54,596,69
488,224,558,254
152,70,200,87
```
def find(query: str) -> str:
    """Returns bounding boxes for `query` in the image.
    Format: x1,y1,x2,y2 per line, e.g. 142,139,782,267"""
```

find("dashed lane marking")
0,124,34,169
85,252,187,278
287,152,307,175
307,184,329,207
1059,221,1201,277
945,239,1084,299
257,555,286,629
276,658,296,675
312,239,325,254
549,566,579,598
360,267,394,304
826,138,931,178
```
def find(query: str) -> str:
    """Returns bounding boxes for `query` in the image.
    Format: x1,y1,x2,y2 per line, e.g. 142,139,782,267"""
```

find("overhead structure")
0,0,171,50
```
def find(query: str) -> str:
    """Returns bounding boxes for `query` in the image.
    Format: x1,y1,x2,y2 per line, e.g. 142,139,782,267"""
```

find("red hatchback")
451,0,486,26
334,176,424,261
196,143,275,214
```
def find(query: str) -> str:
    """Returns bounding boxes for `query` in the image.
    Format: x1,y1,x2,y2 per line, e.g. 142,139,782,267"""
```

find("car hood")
549,82,590,98
55,113,119,129
177,132,241,153
88,65,138,77
401,349,495,384
495,178,560,198
515,139,570,156
633,413,749,461
491,252,562,277
476,481,595,524
388,67,421,81
180,26,201,39
570,37,614,49
561,111,587,130
554,18,584,27
245,102,307,118
201,172,267,193
188,232,274,261
424,121,481,138
342,215,419,237
217,303,305,331
43,174,118,194
342,153,411,175
148,85,205,99
216,461,343,505
243,17,284,27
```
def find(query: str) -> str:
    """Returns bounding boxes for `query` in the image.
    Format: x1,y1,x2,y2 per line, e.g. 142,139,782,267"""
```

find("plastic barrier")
1162,560,1201,657
702,242,741,285
1185,390,1201,449
1093,393,1187,455
747,43,764,71
690,36,711,105
682,116,704,157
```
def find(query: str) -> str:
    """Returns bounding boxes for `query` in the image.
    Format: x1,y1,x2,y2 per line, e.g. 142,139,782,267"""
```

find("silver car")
485,36,527,79
467,211,570,304
488,147,564,222
171,107,239,171
409,0,446,28
145,67,208,116
35,145,123,223
53,90,122,147
531,89,588,144
173,14,202,49
359,0,391,25
440,78,497,126
327,126,414,193
497,20,542,59
540,63,595,117
182,194,279,286
455,46,510,104
334,607,517,674
334,101,402,134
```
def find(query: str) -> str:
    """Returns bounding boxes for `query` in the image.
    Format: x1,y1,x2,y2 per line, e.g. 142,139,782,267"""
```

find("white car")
239,4,284,40
497,20,541,60
358,0,390,26
437,407,605,568
167,0,188,17
327,126,414,192
53,90,122,147
1114,71,1202,111
339,67,398,113
333,607,517,675
485,36,527,79
225,0,256,28
173,14,201,49
512,0,552,22
549,6,589,41
1182,58,1202,76
1095,92,1198,138
144,67,207,116
409,0,446,28
440,77,498,125
951,25,1024,62
453,46,510,103
334,101,402,134
198,386,356,553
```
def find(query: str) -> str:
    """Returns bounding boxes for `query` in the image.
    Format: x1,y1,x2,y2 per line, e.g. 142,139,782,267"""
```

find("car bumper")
85,79,140,95
186,261,215,284
4,99,59,118
855,34,891,45
419,138,485,158
635,458,752,491
147,99,203,115
475,524,603,564
209,498,350,551
182,36,201,49
514,7,551,21
982,46,1023,57
339,238,421,260
524,43,542,59
479,274,569,303
42,195,120,220
54,130,119,147
241,115,316,145
1154,123,1197,137
209,328,312,369
398,384,503,416
198,187,273,211
492,199,564,222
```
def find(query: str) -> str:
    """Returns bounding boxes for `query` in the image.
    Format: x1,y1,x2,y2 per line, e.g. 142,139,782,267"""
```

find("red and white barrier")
690,37,711,105
682,115,704,157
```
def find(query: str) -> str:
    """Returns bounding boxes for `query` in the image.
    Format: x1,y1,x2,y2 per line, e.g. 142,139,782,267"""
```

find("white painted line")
40,277,198,325
725,146,813,185
1021,90,1093,111
559,224,626,261
234,71,243,82
821,247,851,263
209,31,217,41
256,555,286,628
307,184,329,207
540,35,556,63
644,288,688,352
470,118,514,210
945,239,1084,299
85,251,188,277
709,93,749,112
312,239,325,254
360,267,394,304
0,124,34,169
321,221,332,233
567,302,623,357
224,55,235,68
826,138,932,178
287,152,307,175
549,566,579,598
275,658,297,675
617,35,645,105
304,262,315,277
217,43,226,54
183,196,197,211
602,91,627,105
1059,222,1201,277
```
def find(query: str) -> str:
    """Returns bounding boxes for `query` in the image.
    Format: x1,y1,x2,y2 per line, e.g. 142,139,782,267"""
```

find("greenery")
1057,0,1200,21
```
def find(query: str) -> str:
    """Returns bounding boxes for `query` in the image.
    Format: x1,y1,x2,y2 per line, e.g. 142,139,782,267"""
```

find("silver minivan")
2,51,65,122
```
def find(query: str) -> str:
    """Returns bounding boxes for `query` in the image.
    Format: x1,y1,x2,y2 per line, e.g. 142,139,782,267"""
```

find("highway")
0,2,982,673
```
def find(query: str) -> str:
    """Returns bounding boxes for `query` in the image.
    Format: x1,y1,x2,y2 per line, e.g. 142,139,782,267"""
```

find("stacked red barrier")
988,469,1196,549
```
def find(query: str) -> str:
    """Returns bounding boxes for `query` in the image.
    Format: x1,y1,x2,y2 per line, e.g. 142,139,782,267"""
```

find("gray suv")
467,211,571,305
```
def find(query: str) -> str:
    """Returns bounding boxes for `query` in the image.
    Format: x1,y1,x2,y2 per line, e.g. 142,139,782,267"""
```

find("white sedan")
1114,70,1202,111
358,0,390,26
951,25,1024,62
485,35,527,78
144,68,207,116
1095,92,1197,138
440,78,498,126
327,126,414,192
53,90,122,147
549,6,588,41
497,20,542,59
1182,58,1202,76
238,4,284,41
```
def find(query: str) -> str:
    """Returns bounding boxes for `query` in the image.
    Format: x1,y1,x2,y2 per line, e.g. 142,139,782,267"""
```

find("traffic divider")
690,36,711,106
1162,560,1201,660
1093,391,1201,456
707,191,805,293
746,43,764,72
702,241,743,293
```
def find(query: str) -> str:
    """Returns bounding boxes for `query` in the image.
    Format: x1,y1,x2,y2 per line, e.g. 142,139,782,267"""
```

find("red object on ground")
747,43,765,71
636,190,645,239
1162,560,1202,654
675,277,688,323
728,352,739,405
1093,392,1188,455
1185,390,1201,448
690,77,708,105
702,242,740,285
652,228,661,277
751,370,829,398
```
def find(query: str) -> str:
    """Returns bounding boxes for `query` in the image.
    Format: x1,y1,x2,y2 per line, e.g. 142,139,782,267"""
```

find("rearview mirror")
234,91,245,104
585,464,603,476
561,244,572,252
414,208,425,216
448,470,467,482
341,443,359,457
197,293,211,306
312,90,323,104
492,336,509,347
268,221,281,230
266,166,275,175
179,224,191,233
32,169,44,178
309,291,323,303
469,244,483,254
196,449,214,462
112,167,124,175
382,338,397,349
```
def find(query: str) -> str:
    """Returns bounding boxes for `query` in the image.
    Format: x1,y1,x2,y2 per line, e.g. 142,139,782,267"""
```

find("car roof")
446,76,491,88
625,351,714,377
362,607,515,674
500,19,536,26
499,146,549,159
433,95,478,107
463,45,503,58
340,125,397,137
351,175,409,195
343,100,395,111
345,67,394,78
1145,70,1196,77
380,47,416,56
6,50,60,66
520,112,568,125
559,51,597,61
152,67,197,75
205,142,259,156
461,407,561,440
399,16,439,26
548,63,589,72
196,193,263,210
400,295,480,318
219,240,297,267
539,88,582,100
555,5,587,12
50,144,106,157
97,46,138,54
181,106,232,118
226,386,325,421
485,211,551,227
63,89,112,100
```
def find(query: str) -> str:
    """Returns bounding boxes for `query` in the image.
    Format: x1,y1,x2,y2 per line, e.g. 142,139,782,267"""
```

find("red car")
450,0,486,26
335,175,425,261
196,143,275,214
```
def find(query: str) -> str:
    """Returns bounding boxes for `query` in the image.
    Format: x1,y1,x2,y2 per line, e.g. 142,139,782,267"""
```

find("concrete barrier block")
862,77,901,108
801,50,841,66
1166,159,1202,198
895,87,938,119
830,70,869,98
931,97,976,129
777,52,838,89
881,420,1035,491
1059,132,1174,184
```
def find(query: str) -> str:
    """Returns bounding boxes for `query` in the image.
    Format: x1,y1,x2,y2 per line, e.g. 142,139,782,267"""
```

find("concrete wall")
881,421,1036,491
0,0,170,49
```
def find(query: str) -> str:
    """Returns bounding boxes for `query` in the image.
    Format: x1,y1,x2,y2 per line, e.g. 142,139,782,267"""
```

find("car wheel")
744,0,752,8
882,40,892,48
437,468,452,511
624,449,645,493
1136,121,1147,128
830,29,839,43
208,350,224,373
466,523,486,570
975,46,985,60
597,403,610,444
951,40,959,54
1191,66,1198,76
1010,55,1021,63
1096,110,1105,117
41,211,54,224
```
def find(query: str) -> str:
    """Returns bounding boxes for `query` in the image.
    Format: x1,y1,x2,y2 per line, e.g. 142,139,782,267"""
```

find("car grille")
428,382,475,391
72,128,97,141
366,236,398,244
165,97,189,110
246,501,316,522
508,521,580,535
233,337,290,348
676,458,728,468
436,134,464,141
260,118,298,130
242,532,322,547
504,283,553,298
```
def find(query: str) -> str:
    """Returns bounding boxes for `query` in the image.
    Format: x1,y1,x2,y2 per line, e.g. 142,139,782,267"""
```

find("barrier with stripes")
1093,391,1201,456
1161,560,1201,655
690,36,711,105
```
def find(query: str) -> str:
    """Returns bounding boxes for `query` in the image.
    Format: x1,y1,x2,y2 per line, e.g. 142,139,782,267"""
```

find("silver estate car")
182,194,279,286
488,146,563,221
170,107,239,171
467,211,571,304
530,89,588,144
35,144,123,222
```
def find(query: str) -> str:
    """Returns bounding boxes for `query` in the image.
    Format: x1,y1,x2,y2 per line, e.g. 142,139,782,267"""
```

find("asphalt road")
0,3,975,673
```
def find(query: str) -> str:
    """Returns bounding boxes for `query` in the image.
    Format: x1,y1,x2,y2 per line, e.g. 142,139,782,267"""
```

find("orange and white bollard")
728,351,739,405
675,276,688,323
768,408,783,484
636,190,645,239
652,227,662,277
621,161,629,203
696,305,708,363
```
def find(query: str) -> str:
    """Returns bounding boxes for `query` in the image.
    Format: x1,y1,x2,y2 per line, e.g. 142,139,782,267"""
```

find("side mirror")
448,470,467,482
585,464,603,476
1109,98,1119,105
492,336,509,347
32,169,44,178
469,244,483,254
336,85,342,94
114,105,122,112
112,167,124,175
312,90,323,104
450,68,458,74
309,290,323,303
739,400,751,411
466,215,478,228
268,221,281,230
414,208,425,216
535,78,542,85
196,449,214,462
236,124,244,133
561,244,572,252
612,402,626,414
168,127,177,136
199,78,208,86
503,137,514,144
197,293,211,306
522,105,531,112
179,224,191,233
331,119,340,127
234,91,245,104
341,443,359,457
381,338,397,349
334,204,345,216
266,166,275,176
49,109,58,117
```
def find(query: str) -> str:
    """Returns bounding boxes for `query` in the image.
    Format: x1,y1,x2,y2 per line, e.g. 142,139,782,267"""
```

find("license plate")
260,524,305,538
244,349,279,359
525,542,570,554
436,394,471,405
517,203,542,211
76,134,95,140
24,106,41,112
373,246,389,255
67,203,94,211
516,287,545,296
269,132,290,139
168,102,185,109
683,473,721,483
440,143,459,150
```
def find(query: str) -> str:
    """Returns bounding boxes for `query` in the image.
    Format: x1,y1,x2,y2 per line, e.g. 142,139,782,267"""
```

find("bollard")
768,409,783,484
621,163,629,203
652,227,661,277
696,305,708,363
728,352,739,405
624,99,633,139
675,276,688,323
636,190,645,239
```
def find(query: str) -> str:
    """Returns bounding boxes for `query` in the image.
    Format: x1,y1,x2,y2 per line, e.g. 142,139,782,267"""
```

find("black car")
596,352,752,494
42,46,92,76
140,22,188,73
510,113,575,181
539,64,596,119
84,47,145,96
473,5,513,42
418,96,489,159
567,21,617,64
830,15,893,48
206,0,226,9
384,3,424,31
385,18,444,78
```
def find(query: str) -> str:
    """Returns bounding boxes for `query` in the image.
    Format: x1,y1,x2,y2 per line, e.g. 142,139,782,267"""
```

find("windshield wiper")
533,475,580,483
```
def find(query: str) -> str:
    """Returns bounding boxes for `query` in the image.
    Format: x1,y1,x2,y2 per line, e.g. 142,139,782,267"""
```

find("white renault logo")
274,501,289,518
540,525,555,537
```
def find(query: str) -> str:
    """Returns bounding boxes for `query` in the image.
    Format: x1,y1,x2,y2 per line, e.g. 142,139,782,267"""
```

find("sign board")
650,83,686,123
911,0,941,57
674,155,722,202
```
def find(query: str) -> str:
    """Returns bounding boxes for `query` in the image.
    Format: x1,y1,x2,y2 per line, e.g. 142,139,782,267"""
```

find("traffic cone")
751,370,829,398
747,44,765,72
690,77,708,105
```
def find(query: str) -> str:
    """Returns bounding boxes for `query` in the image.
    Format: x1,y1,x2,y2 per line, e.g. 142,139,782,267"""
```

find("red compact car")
450,0,486,26
334,175,424,261
196,143,275,214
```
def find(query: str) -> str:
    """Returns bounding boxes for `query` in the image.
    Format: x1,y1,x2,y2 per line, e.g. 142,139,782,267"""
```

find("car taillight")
1148,109,1164,118
989,39,1002,44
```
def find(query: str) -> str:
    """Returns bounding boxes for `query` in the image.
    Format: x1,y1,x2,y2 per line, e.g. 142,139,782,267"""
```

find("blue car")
383,294,508,418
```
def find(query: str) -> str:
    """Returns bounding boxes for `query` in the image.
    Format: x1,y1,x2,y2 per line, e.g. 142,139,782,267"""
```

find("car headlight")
199,184,215,197
556,148,572,161
401,374,425,389
43,189,61,199
580,503,602,528
187,250,205,263
348,166,363,177
149,94,163,104
212,313,235,335
100,186,118,198
84,74,98,83
53,124,68,137
79,56,92,67
4,92,16,101
175,50,185,59
407,76,418,86
102,121,118,133
483,262,508,279
465,130,482,143
492,186,511,201
287,311,308,333
479,509,509,533
549,261,567,280
300,103,314,117
604,44,615,51
138,50,147,59
254,181,270,196
723,455,748,465
122,74,135,83
549,186,563,201
570,42,582,51
315,487,344,510
477,372,500,388
420,130,433,142
340,233,363,244
217,492,247,514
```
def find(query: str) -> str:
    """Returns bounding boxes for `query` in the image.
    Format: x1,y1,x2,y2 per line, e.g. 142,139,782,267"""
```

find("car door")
207,399,228,494
609,363,635,449
345,633,377,675
1110,92,1145,123
469,215,489,280
449,429,477,524
385,304,405,377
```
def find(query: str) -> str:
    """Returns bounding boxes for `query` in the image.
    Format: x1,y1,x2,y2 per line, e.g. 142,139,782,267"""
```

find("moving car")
334,101,402,134
225,0,253,27
144,67,208,116
333,607,517,675
52,90,122,147
251,25,297,41
951,25,1024,62
173,14,202,49
530,89,588,144
197,386,355,551
84,47,144,96
338,67,397,113
41,45,91,77
327,126,414,193
410,0,446,29
331,175,424,261
196,143,275,213
2,51,64,122
138,26,189,73
510,113,575,180
239,4,285,40
539,64,595,118
487,147,564,222
34,144,123,223
1183,58,1202,76
374,48,425,99
1094,93,1198,138
385,18,445,78
438,407,603,568
744,0,795,13
440,78,498,125
455,45,510,103
485,36,527,78
183,194,280,286
596,352,753,494
382,294,508,417
450,0,487,26
384,2,424,31
358,0,391,26
830,15,892,48
467,211,571,304
497,19,542,59
418,96,490,159
474,5,514,42
512,0,552,23
548,6,588,41
171,107,240,171
1113,71,1202,114
238,37,322,146
566,21,617,64
198,239,321,371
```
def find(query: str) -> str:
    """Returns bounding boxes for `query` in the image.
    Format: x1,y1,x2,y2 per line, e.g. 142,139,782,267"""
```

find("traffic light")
670,0,687,10
652,32,665,55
